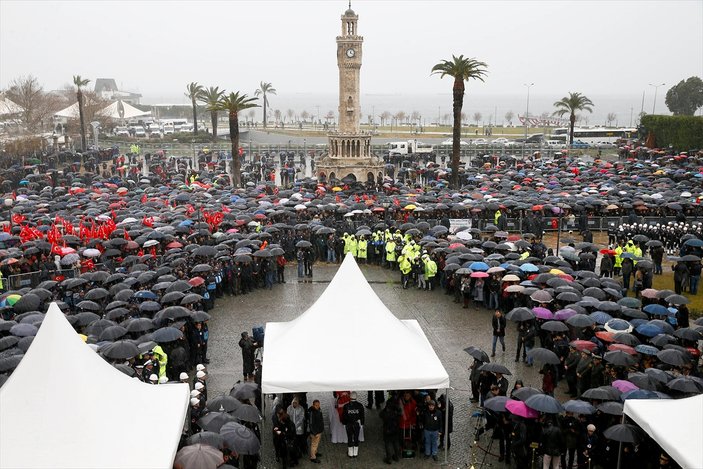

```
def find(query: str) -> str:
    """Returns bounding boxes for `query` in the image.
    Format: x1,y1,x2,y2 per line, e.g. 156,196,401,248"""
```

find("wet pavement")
206,262,551,469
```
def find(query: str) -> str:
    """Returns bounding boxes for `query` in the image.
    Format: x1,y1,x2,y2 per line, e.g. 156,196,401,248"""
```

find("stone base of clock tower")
316,132,383,184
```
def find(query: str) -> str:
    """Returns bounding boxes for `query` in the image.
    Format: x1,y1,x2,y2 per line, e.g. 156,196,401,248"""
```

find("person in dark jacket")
238,332,258,378
342,392,365,458
673,261,689,294
510,416,529,468
421,400,443,461
540,417,564,468
491,310,507,357
307,400,324,464
273,409,298,469
437,394,453,450
469,358,484,403
379,398,402,464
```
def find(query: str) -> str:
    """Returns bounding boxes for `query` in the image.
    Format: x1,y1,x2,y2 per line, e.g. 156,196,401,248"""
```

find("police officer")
342,391,365,458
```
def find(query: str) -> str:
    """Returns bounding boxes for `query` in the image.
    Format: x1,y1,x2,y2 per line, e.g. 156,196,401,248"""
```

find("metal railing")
6,267,80,290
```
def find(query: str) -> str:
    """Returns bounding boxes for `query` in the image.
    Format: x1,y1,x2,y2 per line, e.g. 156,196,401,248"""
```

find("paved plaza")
207,262,546,468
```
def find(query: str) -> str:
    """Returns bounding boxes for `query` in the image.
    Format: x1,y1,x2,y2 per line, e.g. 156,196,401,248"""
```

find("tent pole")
616,413,625,469
442,387,450,466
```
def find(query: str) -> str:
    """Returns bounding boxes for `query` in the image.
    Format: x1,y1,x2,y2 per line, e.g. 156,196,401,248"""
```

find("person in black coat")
491,310,506,357
238,332,258,378
272,409,298,469
379,398,402,464
342,392,365,458
307,400,324,464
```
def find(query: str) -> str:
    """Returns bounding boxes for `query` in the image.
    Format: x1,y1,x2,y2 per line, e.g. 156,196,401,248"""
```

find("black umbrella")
73,311,100,326
597,401,624,416
478,363,511,375
506,307,535,322
525,394,564,414
230,382,259,400
206,395,243,413
191,264,213,273
0,354,24,372
158,306,191,321
295,240,312,248
232,403,262,423
166,280,192,293
657,349,689,366
604,350,636,367
77,300,101,311
198,411,237,432
562,399,596,415
151,327,184,343
139,301,162,313
666,376,703,393
541,321,569,332
566,314,595,328
161,291,186,304
191,311,211,322
182,293,204,305
581,386,620,401
526,347,561,365
187,431,225,450
126,318,155,333
99,325,128,341
511,387,542,401
219,421,261,455
12,293,41,313
100,340,140,360
603,423,643,443
463,346,490,363
483,396,510,412
84,288,110,301
9,323,37,337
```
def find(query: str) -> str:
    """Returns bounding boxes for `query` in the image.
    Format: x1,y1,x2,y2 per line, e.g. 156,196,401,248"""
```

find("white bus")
552,127,637,145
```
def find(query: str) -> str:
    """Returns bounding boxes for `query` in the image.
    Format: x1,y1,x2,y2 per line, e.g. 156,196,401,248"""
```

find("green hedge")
641,115,703,150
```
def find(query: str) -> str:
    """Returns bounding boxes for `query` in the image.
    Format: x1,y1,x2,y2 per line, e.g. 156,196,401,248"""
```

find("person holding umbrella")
491,310,507,357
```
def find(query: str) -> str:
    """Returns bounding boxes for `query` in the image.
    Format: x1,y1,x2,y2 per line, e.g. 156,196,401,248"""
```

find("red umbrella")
166,241,183,249
570,340,598,352
189,276,205,287
596,331,615,343
470,272,489,278
608,344,637,355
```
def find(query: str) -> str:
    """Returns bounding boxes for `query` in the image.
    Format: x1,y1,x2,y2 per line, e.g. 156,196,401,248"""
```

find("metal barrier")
7,267,80,290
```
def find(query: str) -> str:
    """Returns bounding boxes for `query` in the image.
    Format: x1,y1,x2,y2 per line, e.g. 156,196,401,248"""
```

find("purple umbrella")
612,379,639,393
555,309,577,321
505,400,539,419
533,307,554,320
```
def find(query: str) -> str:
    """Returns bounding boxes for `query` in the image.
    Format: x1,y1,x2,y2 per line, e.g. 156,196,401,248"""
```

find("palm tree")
431,55,488,188
553,92,594,145
198,86,225,141
185,82,203,135
73,75,90,150
254,82,276,128
214,91,259,188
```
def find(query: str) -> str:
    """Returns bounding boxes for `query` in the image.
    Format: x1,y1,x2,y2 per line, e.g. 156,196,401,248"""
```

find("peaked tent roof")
54,99,150,119
0,95,22,116
624,394,703,469
262,254,449,394
0,303,189,469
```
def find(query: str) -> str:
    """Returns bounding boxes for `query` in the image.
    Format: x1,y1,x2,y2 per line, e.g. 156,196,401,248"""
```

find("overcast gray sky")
1,0,702,114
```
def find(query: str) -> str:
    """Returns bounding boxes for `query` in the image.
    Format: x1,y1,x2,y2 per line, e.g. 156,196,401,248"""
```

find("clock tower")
317,3,382,185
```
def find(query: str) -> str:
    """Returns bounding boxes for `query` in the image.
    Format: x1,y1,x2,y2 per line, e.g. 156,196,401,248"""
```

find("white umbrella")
82,248,101,258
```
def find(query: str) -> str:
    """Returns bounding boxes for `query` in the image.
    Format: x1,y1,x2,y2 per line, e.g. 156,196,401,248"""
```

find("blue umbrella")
469,262,489,272
590,311,613,325
630,319,648,328
134,290,158,300
636,323,664,337
683,238,703,247
634,344,659,355
622,389,660,400
643,304,668,316
605,318,632,332
520,263,539,273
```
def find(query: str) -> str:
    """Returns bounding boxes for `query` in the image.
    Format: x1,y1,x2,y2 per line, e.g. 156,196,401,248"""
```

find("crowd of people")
0,144,702,468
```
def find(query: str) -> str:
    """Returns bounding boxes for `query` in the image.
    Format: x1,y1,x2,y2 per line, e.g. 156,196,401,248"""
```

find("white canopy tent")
623,394,703,469
0,303,189,469
0,95,22,116
54,99,150,120
262,254,449,394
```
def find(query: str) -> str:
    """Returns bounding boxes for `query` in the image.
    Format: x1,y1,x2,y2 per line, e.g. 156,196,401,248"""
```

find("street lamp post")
524,83,534,138
649,83,665,114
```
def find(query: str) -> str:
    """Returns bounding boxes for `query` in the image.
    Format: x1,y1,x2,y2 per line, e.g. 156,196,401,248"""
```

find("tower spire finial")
349,0,351,9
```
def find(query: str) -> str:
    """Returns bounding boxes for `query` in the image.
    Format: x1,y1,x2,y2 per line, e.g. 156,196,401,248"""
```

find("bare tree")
410,110,421,125
473,112,482,126
443,113,450,125
395,111,406,125
286,109,294,123
247,109,256,124
273,109,282,124
326,111,335,124
301,110,310,122
504,110,514,126
380,111,391,126
5,75,61,133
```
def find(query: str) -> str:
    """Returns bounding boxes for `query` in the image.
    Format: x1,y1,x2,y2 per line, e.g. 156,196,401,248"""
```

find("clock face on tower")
346,48,355,58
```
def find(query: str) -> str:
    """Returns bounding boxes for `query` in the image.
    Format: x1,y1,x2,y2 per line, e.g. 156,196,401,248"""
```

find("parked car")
570,140,590,149
114,127,130,137
492,137,509,145
471,138,488,146
133,126,146,138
